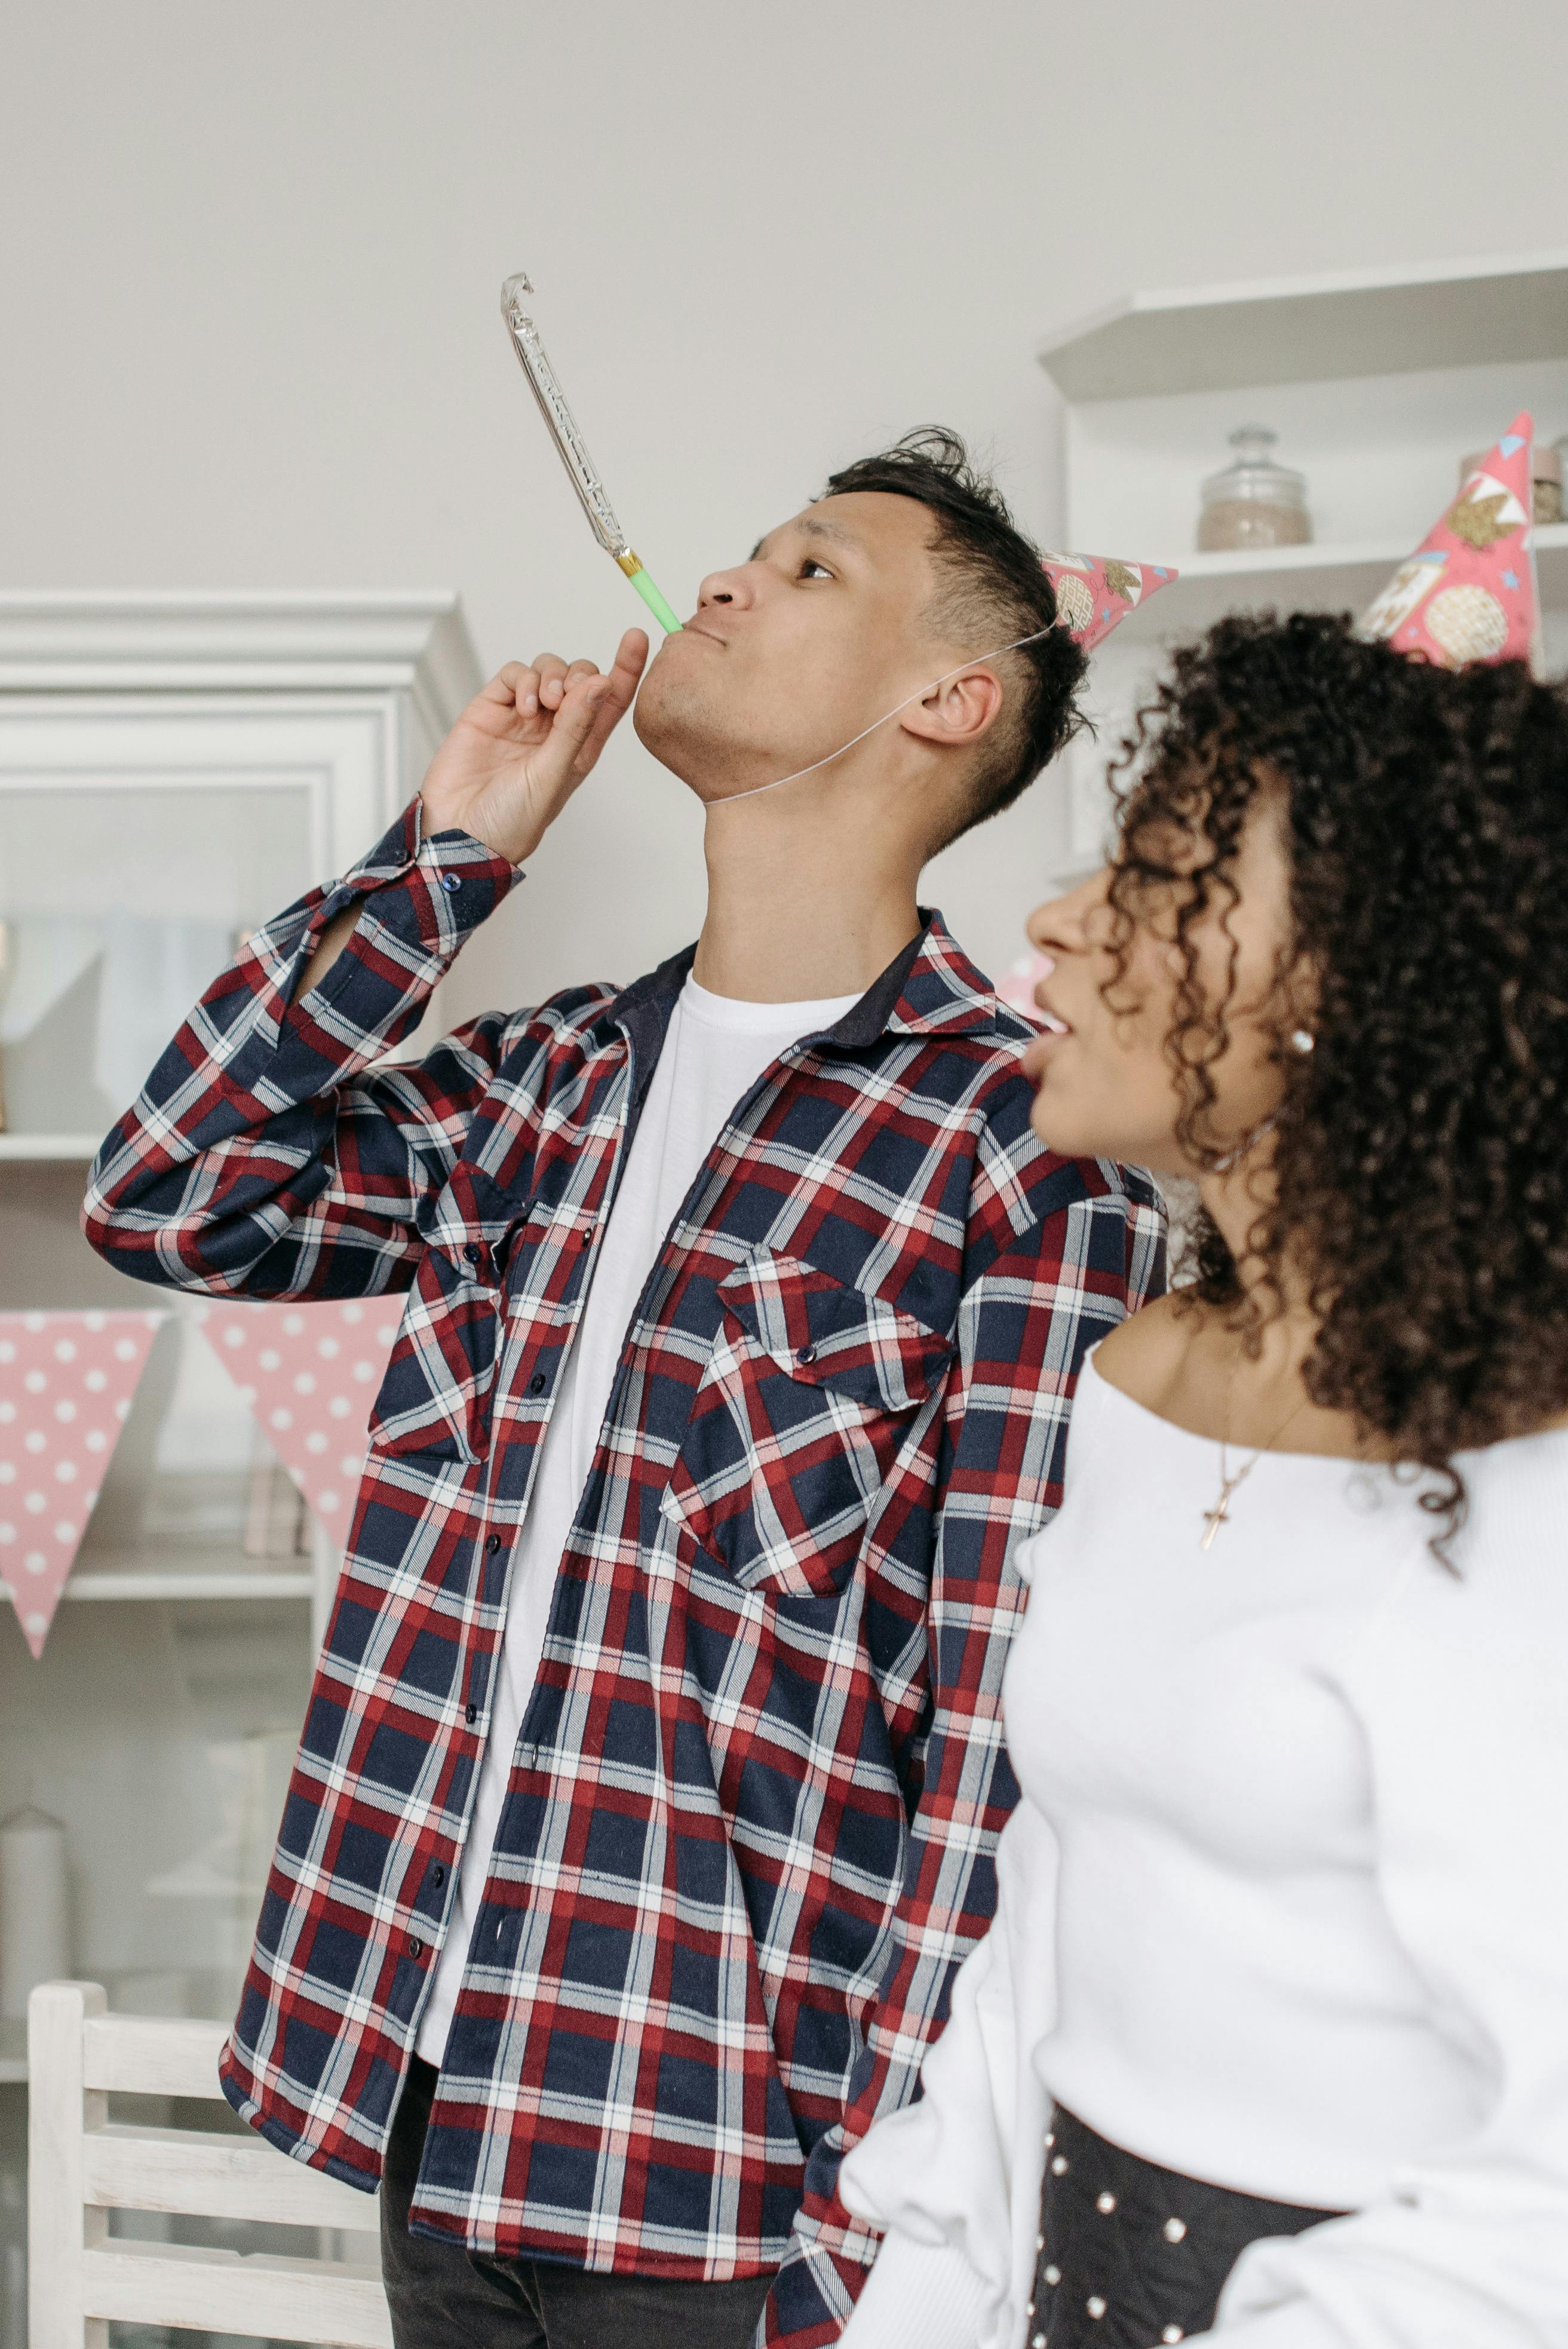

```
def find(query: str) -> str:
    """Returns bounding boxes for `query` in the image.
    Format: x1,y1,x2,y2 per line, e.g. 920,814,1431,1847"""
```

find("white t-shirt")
416,973,861,2065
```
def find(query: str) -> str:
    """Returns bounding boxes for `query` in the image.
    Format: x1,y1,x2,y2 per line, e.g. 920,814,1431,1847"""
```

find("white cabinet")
1038,249,1568,878
0,594,479,2149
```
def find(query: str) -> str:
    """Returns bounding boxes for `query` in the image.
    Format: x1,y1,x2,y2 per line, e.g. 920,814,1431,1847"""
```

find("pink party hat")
995,550,1176,1022
1359,413,1541,669
1042,550,1177,650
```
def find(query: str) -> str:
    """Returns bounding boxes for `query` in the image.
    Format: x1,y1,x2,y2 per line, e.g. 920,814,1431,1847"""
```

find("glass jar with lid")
1197,426,1312,552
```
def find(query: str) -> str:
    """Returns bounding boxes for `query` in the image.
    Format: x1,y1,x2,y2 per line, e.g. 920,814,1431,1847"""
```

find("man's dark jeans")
381,2059,777,2349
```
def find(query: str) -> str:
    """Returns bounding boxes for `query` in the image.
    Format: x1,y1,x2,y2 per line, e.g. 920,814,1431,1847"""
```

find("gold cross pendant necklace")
1200,1357,1311,1551
1199,1467,1249,1550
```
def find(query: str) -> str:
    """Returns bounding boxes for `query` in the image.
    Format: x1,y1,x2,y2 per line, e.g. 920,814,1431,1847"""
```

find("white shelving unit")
0,594,480,2127
53,1559,317,1605
0,1133,98,1161
1038,247,1568,403
1038,250,1568,875
1090,523,1568,646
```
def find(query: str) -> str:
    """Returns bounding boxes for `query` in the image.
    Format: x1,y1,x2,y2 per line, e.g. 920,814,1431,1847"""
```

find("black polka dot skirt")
1027,2105,1343,2348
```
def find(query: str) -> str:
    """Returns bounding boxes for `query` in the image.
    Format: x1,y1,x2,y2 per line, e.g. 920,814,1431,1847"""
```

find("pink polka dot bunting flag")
1360,412,1541,671
0,1309,166,1657
198,1300,404,1552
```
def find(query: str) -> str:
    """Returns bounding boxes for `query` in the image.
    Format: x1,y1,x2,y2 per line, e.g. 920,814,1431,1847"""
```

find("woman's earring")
1290,1028,1315,1056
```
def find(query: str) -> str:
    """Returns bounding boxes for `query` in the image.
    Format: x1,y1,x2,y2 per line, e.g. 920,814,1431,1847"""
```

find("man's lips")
679,620,726,647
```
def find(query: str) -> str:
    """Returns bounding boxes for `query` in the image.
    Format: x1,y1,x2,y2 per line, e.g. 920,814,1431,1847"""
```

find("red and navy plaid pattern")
83,803,1165,2345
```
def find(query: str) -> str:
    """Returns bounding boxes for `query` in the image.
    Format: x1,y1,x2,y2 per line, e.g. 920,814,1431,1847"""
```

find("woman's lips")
1032,983,1072,1036
1019,989,1074,1087
1020,1025,1071,1084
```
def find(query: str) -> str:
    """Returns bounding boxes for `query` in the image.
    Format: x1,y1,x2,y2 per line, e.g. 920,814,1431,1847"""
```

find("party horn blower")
500,273,682,633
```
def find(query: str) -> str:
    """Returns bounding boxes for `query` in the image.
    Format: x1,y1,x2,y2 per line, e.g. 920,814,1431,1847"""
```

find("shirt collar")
606,913,1002,1054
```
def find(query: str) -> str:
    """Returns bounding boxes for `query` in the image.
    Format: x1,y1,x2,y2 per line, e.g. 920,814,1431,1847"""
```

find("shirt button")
464,1243,484,1266
407,1936,425,1959
529,1372,547,1396
440,872,462,894
431,1865,445,1887
797,1345,817,1366
465,1703,479,1726
485,1534,502,1554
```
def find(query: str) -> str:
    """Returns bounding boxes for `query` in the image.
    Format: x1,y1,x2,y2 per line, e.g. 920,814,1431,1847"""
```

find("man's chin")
633,672,734,796
631,673,690,774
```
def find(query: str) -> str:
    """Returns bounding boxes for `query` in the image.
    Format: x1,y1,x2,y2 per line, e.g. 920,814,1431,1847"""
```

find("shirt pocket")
661,1251,953,1600
367,1164,518,1466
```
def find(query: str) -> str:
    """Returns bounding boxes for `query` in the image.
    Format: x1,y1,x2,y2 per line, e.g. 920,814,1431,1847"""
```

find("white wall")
6,0,1568,1013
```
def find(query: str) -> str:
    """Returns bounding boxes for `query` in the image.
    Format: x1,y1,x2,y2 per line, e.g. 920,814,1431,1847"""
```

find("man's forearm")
297,901,361,996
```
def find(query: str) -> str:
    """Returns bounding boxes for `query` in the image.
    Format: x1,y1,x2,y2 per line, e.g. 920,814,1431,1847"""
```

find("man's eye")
800,559,834,580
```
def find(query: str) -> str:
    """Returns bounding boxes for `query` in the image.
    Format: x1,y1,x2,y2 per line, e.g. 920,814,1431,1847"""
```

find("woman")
836,612,1568,2349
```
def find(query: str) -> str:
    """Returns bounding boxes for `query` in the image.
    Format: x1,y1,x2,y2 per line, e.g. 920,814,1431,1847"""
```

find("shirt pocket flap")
661,1253,953,1600
420,1160,530,1286
369,1164,524,1464
716,1253,953,1415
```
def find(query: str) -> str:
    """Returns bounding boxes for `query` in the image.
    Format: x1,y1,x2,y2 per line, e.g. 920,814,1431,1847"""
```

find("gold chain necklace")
1199,1355,1311,1551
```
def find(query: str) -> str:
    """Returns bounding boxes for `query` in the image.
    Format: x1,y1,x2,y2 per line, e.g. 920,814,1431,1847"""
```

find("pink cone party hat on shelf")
996,551,1179,1023
1041,550,1178,651
1358,413,1541,670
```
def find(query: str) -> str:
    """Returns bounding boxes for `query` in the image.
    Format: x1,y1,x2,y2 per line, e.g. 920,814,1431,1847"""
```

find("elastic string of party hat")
705,624,1061,806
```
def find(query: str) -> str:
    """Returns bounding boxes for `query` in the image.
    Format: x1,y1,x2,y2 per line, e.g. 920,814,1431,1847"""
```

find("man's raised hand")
420,627,649,865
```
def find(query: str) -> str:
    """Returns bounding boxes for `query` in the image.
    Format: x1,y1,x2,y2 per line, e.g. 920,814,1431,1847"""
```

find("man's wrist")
418,792,540,869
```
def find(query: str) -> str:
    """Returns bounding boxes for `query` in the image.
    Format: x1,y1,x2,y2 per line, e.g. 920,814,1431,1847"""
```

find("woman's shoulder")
1093,1290,1193,1402
1453,1420,1568,1578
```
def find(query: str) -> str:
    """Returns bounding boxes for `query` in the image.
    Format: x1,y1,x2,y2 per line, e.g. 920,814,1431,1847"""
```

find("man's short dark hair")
821,427,1087,844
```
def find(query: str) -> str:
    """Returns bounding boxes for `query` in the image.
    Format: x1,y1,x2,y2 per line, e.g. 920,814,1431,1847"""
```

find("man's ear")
898,664,1005,752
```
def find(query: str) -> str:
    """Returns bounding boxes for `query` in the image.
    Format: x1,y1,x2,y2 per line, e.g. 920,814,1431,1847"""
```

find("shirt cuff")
333,799,520,950
288,800,518,1026
838,2235,990,2349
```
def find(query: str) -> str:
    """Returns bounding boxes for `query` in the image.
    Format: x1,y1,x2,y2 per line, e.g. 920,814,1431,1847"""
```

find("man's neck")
690,795,924,1004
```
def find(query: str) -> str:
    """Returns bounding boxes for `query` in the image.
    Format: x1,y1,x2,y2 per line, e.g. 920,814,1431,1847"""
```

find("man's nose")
696,559,757,611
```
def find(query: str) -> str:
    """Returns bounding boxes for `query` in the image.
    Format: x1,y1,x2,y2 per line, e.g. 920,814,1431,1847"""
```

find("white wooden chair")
28,1980,392,2347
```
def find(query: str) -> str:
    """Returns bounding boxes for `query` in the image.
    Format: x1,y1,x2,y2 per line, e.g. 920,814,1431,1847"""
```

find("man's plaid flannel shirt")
84,804,1165,2344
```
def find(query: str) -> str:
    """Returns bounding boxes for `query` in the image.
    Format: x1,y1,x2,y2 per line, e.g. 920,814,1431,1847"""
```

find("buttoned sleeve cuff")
838,2236,990,2349
159,795,529,1109
311,798,521,968
254,797,518,1047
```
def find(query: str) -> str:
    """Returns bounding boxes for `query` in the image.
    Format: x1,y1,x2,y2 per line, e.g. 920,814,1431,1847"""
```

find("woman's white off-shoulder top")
837,1354,1568,2349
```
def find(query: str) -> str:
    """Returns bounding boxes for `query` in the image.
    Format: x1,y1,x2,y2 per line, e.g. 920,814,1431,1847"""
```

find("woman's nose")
1027,866,1111,954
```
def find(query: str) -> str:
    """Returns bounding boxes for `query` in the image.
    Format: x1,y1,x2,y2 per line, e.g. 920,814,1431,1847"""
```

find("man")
85,428,1165,2349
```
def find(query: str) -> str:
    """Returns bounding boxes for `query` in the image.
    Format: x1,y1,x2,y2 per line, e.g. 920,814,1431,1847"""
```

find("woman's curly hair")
1107,610,1568,1544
